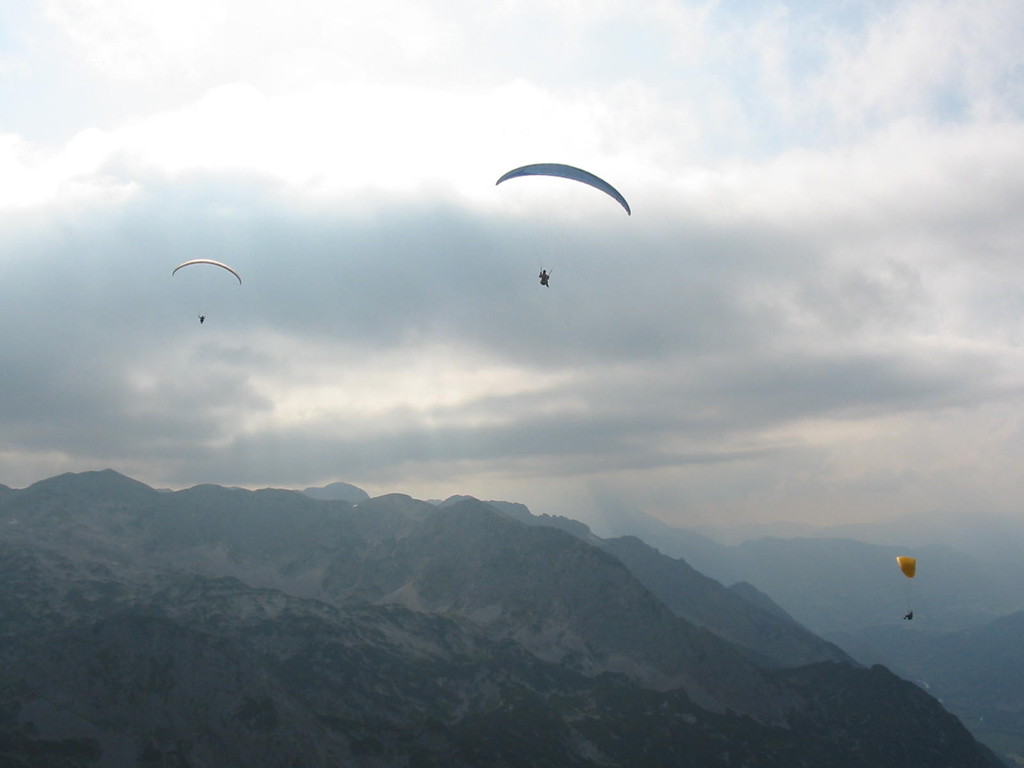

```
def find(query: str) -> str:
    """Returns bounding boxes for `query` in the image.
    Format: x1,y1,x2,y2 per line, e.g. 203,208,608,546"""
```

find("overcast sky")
2,0,1023,531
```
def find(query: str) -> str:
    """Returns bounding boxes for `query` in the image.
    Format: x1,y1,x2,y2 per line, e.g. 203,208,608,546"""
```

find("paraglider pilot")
539,269,550,287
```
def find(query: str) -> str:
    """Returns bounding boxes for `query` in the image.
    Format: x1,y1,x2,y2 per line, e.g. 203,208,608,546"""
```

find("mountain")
711,537,1024,634
597,535,851,669
825,511,1024,563
481,498,605,543
597,522,1024,636
694,510,1024,564
300,480,370,503
833,610,1024,764
728,580,802,622
433,499,849,668
583,504,729,575
582,504,1024,765
0,470,1002,768
595,507,1024,631
488,501,865,668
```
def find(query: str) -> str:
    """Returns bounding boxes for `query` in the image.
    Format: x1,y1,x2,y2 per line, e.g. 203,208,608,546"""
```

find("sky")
1,0,1023,532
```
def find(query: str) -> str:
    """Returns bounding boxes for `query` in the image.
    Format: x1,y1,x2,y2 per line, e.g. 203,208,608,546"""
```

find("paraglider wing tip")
495,169,520,186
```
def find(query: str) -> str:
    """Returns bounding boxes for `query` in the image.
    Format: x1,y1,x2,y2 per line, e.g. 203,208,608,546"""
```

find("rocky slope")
0,470,1003,767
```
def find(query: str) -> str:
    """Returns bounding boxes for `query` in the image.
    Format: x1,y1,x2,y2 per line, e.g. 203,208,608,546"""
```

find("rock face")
597,535,852,669
0,471,1004,768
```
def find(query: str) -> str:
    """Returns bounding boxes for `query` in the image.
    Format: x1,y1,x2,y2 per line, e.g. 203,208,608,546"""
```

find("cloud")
41,0,456,84
3,134,1023,509
2,0,1024,529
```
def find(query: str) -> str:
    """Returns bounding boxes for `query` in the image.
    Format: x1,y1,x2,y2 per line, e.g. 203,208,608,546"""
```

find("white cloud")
1,78,659,216
42,0,455,85
3,0,1024,527
816,1,1024,128
226,335,576,436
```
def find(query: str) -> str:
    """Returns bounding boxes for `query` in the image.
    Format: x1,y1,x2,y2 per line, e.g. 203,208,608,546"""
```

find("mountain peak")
300,481,370,503
25,469,156,500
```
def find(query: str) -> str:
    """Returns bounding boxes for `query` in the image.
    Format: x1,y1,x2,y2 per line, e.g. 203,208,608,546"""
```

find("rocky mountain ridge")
0,470,1003,767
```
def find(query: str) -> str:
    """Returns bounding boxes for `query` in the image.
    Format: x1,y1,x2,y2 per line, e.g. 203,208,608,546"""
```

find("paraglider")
172,259,242,324
497,163,630,285
896,556,917,578
896,556,917,620
496,163,631,215
171,259,242,284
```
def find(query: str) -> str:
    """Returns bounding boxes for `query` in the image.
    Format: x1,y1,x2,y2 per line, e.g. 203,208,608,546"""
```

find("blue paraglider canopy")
496,163,631,215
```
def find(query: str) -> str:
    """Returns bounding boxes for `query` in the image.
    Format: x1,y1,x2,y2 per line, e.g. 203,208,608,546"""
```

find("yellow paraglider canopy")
896,556,917,578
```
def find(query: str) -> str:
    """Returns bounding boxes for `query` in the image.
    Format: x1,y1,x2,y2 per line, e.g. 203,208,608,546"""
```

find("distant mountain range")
588,505,1024,635
0,470,1004,767
693,509,1024,562
549,500,1024,764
